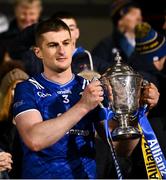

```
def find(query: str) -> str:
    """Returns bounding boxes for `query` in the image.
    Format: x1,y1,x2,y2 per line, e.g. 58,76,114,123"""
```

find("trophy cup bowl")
101,51,143,141
110,74,143,140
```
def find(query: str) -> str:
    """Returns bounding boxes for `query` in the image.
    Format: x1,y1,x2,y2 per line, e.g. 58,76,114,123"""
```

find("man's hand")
79,80,104,111
141,83,160,109
0,152,13,172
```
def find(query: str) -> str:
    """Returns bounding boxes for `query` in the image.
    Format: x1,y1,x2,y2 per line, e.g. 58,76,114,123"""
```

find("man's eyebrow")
47,42,58,45
64,38,72,41
69,24,77,28
46,38,71,45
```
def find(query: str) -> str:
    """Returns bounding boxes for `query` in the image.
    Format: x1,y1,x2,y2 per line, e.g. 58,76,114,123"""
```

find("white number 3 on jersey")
62,94,70,103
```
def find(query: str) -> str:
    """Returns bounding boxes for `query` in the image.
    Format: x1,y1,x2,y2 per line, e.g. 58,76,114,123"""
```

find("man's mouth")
57,57,67,61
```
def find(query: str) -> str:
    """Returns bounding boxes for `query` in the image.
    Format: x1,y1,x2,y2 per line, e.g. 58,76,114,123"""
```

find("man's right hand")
79,80,104,112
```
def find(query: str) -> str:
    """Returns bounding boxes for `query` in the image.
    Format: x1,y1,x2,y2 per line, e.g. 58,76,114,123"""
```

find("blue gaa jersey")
13,73,106,179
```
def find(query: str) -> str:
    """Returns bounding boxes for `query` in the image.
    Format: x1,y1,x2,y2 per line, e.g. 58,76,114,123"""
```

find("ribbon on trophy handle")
137,79,166,178
138,106,166,179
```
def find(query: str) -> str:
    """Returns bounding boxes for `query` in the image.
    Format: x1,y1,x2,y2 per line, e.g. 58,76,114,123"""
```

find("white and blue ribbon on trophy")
138,106,166,179
102,107,123,179
102,104,166,179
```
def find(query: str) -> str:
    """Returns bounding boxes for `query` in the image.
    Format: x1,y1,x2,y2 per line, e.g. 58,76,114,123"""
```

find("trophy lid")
102,49,141,78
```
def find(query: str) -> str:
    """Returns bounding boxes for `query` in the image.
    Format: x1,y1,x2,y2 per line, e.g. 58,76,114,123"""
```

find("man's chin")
56,66,70,73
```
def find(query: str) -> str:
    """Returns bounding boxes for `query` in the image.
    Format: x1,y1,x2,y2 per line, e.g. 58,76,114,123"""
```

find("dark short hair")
35,18,71,46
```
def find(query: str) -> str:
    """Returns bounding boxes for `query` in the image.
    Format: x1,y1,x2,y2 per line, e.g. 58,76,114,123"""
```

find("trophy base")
111,126,141,141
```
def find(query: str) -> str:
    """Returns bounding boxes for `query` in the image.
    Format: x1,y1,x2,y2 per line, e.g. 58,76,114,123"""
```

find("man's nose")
58,45,65,55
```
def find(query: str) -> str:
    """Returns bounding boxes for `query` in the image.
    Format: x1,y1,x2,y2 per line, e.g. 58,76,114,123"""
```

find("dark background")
0,0,165,50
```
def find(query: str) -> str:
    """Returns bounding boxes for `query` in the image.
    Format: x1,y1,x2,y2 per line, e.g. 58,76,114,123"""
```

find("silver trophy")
101,50,144,141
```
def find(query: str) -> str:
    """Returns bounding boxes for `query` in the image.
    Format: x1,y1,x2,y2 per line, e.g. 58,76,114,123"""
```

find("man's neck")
43,68,73,84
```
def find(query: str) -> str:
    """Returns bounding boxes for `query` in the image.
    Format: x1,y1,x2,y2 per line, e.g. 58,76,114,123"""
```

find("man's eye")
63,42,70,46
49,44,57,48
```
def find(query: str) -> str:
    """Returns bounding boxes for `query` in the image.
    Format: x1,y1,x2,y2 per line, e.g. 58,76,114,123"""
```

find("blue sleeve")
13,81,37,117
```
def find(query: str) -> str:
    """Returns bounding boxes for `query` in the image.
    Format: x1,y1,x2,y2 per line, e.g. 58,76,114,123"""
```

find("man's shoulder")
15,78,32,92
16,74,42,89
27,74,46,89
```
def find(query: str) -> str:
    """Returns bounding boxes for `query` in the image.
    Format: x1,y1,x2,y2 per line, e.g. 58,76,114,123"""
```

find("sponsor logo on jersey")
57,89,72,94
66,129,90,136
13,100,24,108
37,91,51,98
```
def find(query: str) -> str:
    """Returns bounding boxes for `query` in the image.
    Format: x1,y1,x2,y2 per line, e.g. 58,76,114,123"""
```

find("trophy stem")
119,115,129,128
112,115,141,141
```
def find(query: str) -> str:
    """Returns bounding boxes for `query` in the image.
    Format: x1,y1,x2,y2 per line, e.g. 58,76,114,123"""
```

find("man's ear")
33,46,43,59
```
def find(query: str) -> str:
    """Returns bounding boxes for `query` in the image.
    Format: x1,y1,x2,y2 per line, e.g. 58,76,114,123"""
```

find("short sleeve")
13,81,37,117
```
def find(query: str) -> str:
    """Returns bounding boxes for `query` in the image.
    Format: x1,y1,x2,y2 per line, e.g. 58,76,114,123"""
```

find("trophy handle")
78,70,106,108
91,76,110,108
99,76,113,108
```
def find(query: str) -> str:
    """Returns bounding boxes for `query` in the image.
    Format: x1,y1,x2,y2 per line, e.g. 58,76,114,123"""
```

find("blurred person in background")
51,11,80,51
12,0,42,32
0,61,29,178
0,0,42,63
2,0,42,38
130,22,166,119
127,21,166,179
92,0,143,74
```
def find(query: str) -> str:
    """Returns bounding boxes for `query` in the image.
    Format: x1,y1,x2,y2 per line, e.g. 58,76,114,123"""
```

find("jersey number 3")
62,94,69,103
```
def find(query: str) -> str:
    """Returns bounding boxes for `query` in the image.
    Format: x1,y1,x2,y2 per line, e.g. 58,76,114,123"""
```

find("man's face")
61,18,80,46
15,1,42,30
34,30,74,73
119,7,142,33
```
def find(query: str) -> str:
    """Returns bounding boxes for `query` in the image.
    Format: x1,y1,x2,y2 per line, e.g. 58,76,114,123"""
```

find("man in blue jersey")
13,18,159,179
